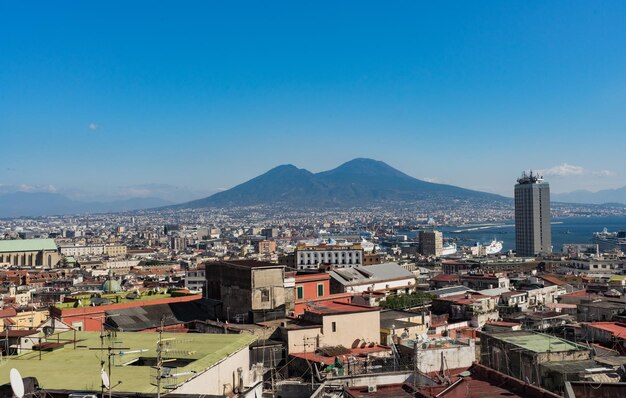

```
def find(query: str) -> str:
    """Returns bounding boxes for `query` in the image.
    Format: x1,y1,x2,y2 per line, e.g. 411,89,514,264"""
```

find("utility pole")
156,316,165,398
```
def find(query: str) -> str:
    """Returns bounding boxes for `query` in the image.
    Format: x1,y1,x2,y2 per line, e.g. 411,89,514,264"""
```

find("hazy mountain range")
3,158,625,217
0,192,172,218
177,158,508,208
552,187,626,205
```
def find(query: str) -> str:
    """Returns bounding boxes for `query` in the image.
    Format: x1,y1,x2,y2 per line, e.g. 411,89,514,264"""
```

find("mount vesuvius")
176,158,508,208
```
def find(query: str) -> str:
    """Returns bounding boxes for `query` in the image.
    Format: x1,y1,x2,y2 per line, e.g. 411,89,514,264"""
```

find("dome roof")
101,279,122,293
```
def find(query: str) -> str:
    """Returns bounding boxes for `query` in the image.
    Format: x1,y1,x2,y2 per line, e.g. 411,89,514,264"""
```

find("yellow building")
104,244,127,257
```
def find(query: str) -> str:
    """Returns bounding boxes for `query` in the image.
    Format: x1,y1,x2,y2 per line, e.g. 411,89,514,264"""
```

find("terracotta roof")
485,321,520,327
305,301,379,315
289,345,390,364
295,272,330,282
586,322,626,339
539,275,566,286
0,307,18,318
431,274,460,282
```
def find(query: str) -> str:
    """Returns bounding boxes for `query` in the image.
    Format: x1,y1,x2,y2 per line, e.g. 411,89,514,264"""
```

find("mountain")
0,192,173,218
178,158,508,208
553,186,626,205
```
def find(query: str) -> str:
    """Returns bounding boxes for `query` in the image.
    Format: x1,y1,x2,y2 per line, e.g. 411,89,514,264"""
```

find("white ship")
441,242,457,256
592,227,626,253
484,239,503,255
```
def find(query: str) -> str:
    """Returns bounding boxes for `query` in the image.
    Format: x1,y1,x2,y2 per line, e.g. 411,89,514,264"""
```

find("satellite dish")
10,368,25,398
101,368,110,389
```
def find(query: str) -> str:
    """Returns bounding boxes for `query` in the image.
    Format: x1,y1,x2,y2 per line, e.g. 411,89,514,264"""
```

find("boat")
592,228,626,253
441,242,457,256
484,239,503,255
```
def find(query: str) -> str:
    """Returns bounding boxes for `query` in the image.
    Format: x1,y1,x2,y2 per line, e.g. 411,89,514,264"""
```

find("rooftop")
483,331,587,353
0,238,57,253
54,291,202,310
329,263,415,286
584,322,626,339
305,301,379,316
0,331,256,394
217,259,284,269
295,272,330,282
429,286,474,297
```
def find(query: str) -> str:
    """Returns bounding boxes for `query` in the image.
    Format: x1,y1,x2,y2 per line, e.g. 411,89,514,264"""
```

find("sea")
407,216,626,253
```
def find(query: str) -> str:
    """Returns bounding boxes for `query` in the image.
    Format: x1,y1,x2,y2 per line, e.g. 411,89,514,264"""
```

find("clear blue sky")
1,1,625,202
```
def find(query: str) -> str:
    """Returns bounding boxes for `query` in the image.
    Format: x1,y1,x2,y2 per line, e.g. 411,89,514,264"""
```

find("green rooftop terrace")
0,331,256,394
491,331,586,353
54,290,198,309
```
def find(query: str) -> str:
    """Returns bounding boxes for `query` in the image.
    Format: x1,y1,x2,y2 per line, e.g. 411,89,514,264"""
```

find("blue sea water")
437,216,626,252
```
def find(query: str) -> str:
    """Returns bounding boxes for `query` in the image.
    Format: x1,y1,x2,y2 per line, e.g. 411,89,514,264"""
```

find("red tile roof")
305,301,379,315
586,322,626,339
431,274,460,282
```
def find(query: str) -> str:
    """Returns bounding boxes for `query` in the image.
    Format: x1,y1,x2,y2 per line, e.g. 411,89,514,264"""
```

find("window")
332,321,337,332
260,288,270,302
297,286,304,300
317,283,324,297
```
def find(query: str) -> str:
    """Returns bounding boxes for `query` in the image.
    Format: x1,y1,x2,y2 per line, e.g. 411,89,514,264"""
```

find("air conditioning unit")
367,385,377,393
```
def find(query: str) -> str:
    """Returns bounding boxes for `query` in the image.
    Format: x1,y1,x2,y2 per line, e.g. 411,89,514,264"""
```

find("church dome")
101,278,121,293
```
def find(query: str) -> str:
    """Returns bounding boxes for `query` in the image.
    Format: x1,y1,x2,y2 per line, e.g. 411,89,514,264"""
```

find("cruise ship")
592,228,626,253
484,239,504,255
441,242,457,256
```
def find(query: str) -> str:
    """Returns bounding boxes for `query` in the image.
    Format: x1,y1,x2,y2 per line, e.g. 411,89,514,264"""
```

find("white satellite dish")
10,368,25,398
100,368,110,389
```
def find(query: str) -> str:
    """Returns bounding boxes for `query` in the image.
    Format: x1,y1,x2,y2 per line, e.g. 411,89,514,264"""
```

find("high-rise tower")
514,171,551,256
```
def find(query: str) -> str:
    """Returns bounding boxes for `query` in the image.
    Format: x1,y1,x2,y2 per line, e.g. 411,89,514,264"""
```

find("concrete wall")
251,268,285,311
321,311,380,348
481,333,592,386
285,327,322,354
171,343,255,396
413,339,475,374
343,277,416,294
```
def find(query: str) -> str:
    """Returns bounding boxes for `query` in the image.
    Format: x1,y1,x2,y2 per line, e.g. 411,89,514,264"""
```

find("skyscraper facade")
514,172,551,256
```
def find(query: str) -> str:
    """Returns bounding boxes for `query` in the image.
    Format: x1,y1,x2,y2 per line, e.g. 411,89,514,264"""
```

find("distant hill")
178,158,508,208
553,186,626,205
0,192,172,218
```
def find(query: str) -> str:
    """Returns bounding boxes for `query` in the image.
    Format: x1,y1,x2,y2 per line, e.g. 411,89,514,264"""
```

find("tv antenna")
10,368,24,398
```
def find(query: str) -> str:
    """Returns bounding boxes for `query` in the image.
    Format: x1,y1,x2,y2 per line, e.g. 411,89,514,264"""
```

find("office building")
514,171,551,256
419,230,443,257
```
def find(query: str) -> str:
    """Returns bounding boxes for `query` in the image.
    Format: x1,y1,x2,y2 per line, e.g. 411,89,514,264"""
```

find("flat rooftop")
484,331,586,353
0,238,57,253
0,331,256,394
54,291,201,309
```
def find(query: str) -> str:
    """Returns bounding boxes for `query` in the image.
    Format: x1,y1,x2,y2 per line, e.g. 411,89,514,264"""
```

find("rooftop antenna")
10,368,25,398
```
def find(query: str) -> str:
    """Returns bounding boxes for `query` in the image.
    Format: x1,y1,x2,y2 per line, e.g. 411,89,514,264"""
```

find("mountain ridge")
0,192,173,218
177,158,508,208
553,186,626,205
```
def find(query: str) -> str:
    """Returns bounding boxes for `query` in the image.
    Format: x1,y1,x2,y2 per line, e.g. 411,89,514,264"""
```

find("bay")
437,216,626,253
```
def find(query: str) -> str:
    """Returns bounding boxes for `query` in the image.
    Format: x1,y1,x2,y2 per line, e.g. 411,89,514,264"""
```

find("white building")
184,268,206,292
59,244,105,257
295,242,363,270
329,262,417,295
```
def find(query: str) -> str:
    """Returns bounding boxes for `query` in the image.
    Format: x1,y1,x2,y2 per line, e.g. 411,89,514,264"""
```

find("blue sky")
1,1,625,202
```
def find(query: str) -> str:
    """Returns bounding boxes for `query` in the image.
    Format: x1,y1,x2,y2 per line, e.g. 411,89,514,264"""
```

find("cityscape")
2,3,626,398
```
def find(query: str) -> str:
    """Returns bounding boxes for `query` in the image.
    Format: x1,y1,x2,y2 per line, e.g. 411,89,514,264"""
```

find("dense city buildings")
0,197,624,397
515,171,552,256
